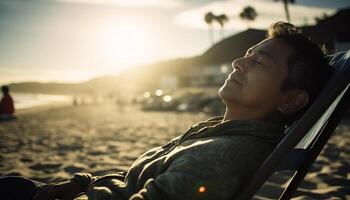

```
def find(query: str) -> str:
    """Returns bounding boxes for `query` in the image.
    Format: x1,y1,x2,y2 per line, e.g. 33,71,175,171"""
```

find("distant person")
72,97,78,106
0,85,16,121
0,22,332,199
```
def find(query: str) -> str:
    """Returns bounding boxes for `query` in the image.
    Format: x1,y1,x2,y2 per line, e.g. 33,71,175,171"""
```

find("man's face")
219,38,294,117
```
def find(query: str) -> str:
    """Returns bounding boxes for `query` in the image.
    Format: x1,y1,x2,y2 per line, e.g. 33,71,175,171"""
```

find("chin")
218,85,225,99
218,87,230,105
219,84,242,106
219,83,232,97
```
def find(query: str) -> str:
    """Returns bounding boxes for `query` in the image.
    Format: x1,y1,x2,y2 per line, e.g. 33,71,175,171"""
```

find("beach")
0,104,349,199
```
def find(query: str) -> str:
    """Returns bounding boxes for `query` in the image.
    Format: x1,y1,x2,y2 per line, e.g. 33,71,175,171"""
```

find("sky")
0,0,349,84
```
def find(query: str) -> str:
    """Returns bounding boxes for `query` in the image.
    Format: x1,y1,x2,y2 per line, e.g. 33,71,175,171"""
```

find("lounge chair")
235,50,350,200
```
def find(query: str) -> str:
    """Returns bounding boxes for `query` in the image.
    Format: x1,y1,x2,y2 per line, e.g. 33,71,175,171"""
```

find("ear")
278,90,309,114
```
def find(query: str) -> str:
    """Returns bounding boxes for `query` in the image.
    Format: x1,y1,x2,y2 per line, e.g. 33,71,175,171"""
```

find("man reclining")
0,22,331,200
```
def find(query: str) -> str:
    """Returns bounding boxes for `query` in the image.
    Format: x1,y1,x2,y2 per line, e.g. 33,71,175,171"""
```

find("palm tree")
239,6,257,29
215,14,229,39
204,12,215,44
275,0,295,22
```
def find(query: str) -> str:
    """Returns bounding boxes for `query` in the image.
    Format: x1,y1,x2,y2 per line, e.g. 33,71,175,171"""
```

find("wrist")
70,173,93,193
69,180,85,193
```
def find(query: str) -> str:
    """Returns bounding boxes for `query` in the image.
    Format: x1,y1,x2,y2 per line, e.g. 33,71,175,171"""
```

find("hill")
7,28,266,94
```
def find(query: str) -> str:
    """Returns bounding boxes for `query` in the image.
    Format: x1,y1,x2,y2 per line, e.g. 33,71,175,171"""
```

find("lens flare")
198,186,206,193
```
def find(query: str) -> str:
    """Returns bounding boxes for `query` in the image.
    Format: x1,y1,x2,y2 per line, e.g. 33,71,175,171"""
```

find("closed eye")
256,59,265,66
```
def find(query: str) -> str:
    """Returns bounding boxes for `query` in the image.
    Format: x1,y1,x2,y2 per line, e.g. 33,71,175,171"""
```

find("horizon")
1,0,350,85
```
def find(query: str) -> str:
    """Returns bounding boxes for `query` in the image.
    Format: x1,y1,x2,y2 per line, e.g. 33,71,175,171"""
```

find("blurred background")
1,0,350,114
1,2,350,198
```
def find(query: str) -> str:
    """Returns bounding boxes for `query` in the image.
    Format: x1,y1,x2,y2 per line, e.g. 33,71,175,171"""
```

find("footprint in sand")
20,157,33,163
320,176,350,187
3,171,23,177
88,146,108,156
334,164,350,176
63,164,87,174
29,163,62,173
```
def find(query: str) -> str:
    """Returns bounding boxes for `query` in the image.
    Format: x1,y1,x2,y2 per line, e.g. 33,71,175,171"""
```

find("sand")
0,104,349,199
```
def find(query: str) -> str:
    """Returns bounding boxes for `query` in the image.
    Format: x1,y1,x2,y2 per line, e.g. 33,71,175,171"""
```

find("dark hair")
267,22,332,125
1,85,10,94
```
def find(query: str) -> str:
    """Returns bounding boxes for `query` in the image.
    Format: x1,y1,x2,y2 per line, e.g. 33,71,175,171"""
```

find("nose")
232,58,245,73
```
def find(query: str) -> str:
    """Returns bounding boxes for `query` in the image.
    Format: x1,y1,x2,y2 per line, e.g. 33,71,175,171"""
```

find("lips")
227,74,243,86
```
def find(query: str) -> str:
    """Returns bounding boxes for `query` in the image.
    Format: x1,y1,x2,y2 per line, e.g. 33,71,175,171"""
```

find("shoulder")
181,136,275,180
180,136,273,167
195,135,274,154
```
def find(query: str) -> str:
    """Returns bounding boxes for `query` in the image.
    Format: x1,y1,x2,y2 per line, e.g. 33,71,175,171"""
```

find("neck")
222,105,285,126
222,106,261,122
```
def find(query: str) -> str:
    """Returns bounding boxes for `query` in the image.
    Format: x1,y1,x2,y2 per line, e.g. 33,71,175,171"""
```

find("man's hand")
33,180,83,200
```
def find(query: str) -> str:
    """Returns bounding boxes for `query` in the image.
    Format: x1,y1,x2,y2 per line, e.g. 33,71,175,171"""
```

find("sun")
100,21,156,68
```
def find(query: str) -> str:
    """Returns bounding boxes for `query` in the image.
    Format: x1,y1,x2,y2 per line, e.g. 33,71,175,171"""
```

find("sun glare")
99,22,156,69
